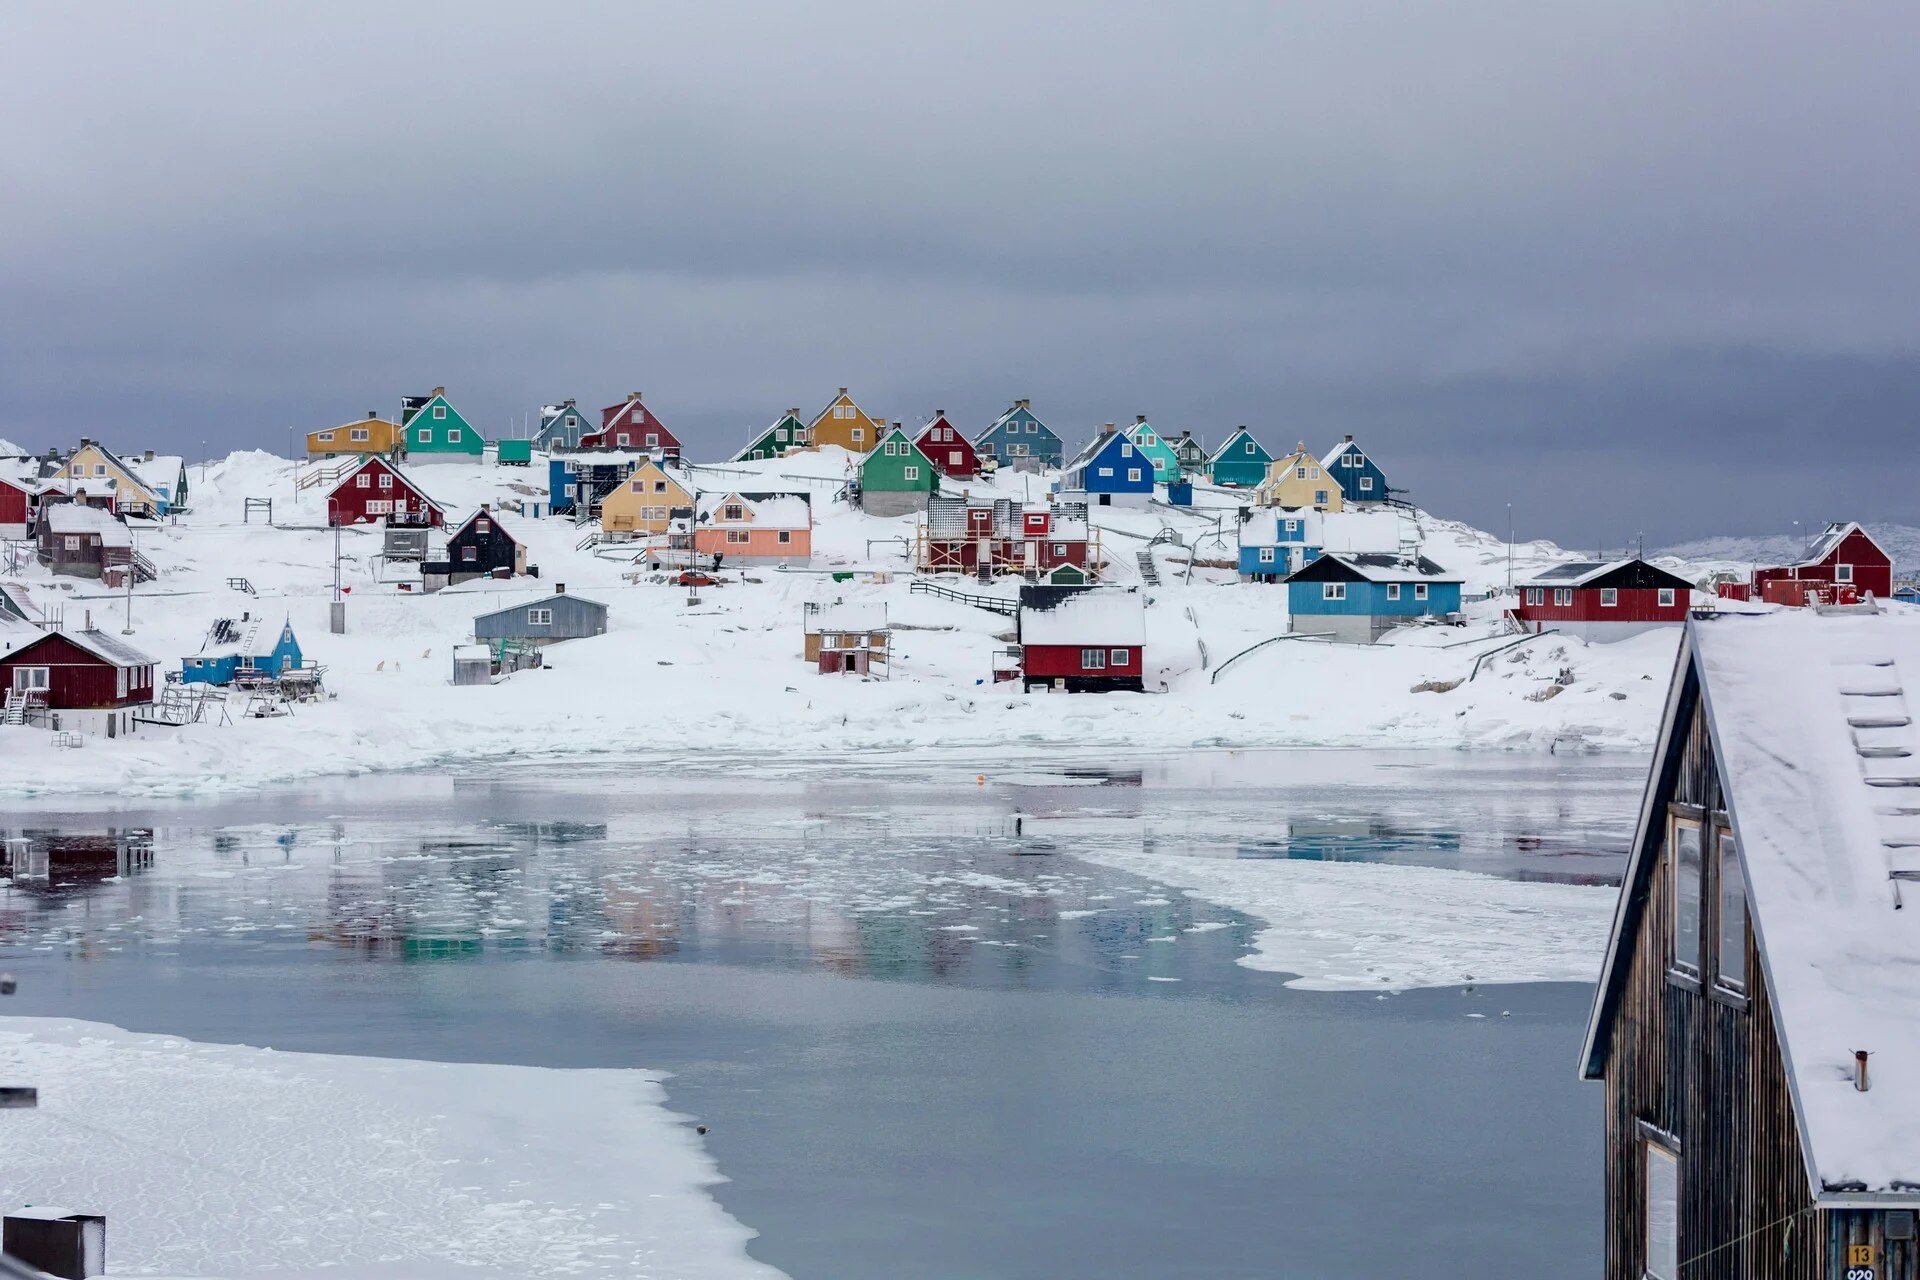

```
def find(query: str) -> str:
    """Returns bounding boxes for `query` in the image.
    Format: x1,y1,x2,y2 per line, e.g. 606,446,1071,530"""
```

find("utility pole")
121,528,135,634
330,521,345,634
1506,503,1513,595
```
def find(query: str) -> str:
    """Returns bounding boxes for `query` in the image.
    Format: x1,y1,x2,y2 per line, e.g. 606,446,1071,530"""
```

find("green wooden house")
734,410,809,462
1207,427,1273,487
1123,416,1182,484
399,387,485,461
1169,431,1210,476
859,424,939,517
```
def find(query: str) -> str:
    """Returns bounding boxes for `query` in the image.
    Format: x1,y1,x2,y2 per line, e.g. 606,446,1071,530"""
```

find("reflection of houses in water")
599,874,681,958
1236,818,1461,863
3,828,154,889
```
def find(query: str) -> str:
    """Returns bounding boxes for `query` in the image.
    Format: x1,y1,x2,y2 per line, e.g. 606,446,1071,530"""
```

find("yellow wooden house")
807,388,886,454
1256,444,1345,511
600,460,692,539
308,414,406,459
58,440,168,516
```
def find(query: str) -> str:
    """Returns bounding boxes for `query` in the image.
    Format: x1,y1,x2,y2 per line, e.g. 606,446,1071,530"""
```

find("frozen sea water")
0,748,1643,1279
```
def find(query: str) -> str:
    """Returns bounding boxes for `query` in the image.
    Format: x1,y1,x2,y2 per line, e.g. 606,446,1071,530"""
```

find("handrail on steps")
908,579,1018,616
1467,628,1557,681
1209,633,1324,684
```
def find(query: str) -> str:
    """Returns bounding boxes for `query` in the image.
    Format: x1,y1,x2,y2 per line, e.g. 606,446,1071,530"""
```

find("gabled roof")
808,389,873,428
1789,521,1887,569
71,442,161,505
1524,558,1694,592
980,403,1058,440
806,601,888,634
1583,612,1920,1201
473,592,607,625
449,508,520,543
694,491,812,528
1286,553,1457,585
9,627,155,668
329,456,443,509
1062,430,1129,474
42,503,132,547
1209,428,1269,464
1320,437,1370,468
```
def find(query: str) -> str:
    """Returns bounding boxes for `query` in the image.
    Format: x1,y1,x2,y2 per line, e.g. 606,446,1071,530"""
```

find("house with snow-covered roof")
1513,558,1695,642
1016,585,1146,692
676,491,812,566
1169,431,1210,477
599,460,693,539
1256,444,1343,511
913,412,981,480
1284,554,1460,643
1059,425,1153,508
858,425,939,517
974,401,1062,470
1751,522,1893,605
734,410,810,462
803,600,890,676
532,400,589,452
1320,435,1390,506
53,441,169,517
0,627,158,738
1581,609,1920,1279
34,502,142,584
182,616,304,686
324,457,443,528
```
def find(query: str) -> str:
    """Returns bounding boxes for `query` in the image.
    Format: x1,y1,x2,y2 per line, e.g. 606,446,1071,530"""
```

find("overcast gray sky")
3,2,1915,545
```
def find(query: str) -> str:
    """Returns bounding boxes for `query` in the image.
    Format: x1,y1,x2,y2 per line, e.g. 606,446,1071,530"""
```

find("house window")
1244,442,1255,453
1836,563,1853,583
95,465,107,477
630,480,645,493
356,474,370,488
1080,648,1107,670
1052,543,1066,556
461,547,477,561
1258,548,1275,564
1027,422,1037,433
475,519,490,535
528,608,552,626
851,428,865,443
1717,831,1746,993
1386,583,1401,600
1120,443,1133,457
1671,814,1703,977
318,431,335,442
1110,648,1129,665
653,480,668,494
646,434,659,447
1555,587,1573,606
378,473,393,489
364,500,391,515
1283,520,1298,533
351,428,369,442
1414,583,1429,601
632,408,645,424
726,529,749,544
904,466,919,481
447,429,461,443
1323,582,1346,600
63,535,79,551
1315,490,1329,505
1097,467,1113,478
949,451,963,466
1296,467,1308,479
1644,1142,1678,1280
724,505,745,521
616,433,631,447
418,428,431,444
777,530,791,544
1658,587,1676,607
433,405,447,419
12,666,48,692
1359,476,1374,491
567,415,579,428
1600,587,1618,607
821,634,838,650
1127,468,1141,482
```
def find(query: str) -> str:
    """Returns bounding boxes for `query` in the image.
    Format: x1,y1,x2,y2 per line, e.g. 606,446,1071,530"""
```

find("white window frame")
1385,582,1400,600
63,535,80,551
903,465,920,481
1127,468,1141,482
646,433,659,447
1716,829,1746,994
378,472,393,490
1414,583,1429,601
1658,587,1676,607
433,405,447,419
1644,1140,1678,1280
356,474,370,489
528,608,553,626
1555,587,1573,606
1323,582,1346,600
1258,547,1275,564
1097,467,1113,478
726,529,750,544
1080,648,1106,671
318,431,335,442
1110,648,1129,666
777,530,792,544
1315,490,1329,505
1600,587,1618,607
447,429,461,443
12,666,48,693
418,428,431,444
1358,476,1374,491
1836,563,1853,583
1671,813,1703,978
350,428,369,442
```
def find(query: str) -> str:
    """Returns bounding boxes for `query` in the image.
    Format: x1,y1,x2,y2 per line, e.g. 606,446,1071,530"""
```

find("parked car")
677,570,718,587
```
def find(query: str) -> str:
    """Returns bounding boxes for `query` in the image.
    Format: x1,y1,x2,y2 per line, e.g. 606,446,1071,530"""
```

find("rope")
1678,1202,1818,1272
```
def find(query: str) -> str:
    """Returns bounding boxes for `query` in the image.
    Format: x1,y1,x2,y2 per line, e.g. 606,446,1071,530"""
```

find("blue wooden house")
1321,435,1391,505
533,400,588,452
1237,509,1320,580
1285,554,1461,643
1208,428,1272,488
548,454,641,516
1059,426,1154,507
182,616,303,685
975,400,1063,469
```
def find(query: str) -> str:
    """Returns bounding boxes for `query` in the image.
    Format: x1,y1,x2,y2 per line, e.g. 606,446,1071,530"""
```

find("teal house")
1123,416,1182,483
858,424,939,517
182,617,304,685
400,387,486,461
734,410,809,462
975,400,1062,469
1208,428,1272,488
1286,554,1461,644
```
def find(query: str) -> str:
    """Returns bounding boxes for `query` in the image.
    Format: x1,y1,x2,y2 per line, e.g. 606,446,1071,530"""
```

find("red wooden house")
1751,521,1892,604
325,457,444,528
0,627,158,738
0,472,41,539
1016,585,1145,692
1511,558,1695,642
913,412,981,479
918,496,1093,581
581,392,682,458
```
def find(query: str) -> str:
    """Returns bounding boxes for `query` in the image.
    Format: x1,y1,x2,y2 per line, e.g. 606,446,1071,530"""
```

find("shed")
472,586,608,646
1581,610,1920,1280
0,627,158,737
452,644,493,686
1284,554,1462,644
1016,585,1146,692
1513,558,1695,641
803,600,890,676
35,502,136,583
496,439,533,466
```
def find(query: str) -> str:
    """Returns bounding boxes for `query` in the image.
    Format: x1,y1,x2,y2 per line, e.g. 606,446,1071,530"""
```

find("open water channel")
0,749,1645,1278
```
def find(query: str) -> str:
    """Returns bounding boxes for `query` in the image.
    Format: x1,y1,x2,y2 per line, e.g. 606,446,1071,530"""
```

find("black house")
430,506,528,586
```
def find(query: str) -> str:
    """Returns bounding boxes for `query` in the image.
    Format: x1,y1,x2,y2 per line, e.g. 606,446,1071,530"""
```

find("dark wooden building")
1016,585,1145,692
1512,557,1695,642
0,627,158,737
433,505,527,585
1582,609,1920,1280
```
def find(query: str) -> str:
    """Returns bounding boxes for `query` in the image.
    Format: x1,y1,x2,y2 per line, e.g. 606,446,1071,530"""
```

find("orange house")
807,388,886,454
678,491,813,567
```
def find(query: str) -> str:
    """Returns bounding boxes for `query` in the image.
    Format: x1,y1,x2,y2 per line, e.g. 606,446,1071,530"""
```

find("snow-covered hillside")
0,449,1773,796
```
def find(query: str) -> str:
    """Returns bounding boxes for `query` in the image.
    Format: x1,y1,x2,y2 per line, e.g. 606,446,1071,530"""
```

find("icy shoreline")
0,1017,784,1280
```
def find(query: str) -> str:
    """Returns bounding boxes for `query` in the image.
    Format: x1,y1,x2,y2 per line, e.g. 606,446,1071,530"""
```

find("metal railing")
908,580,1018,616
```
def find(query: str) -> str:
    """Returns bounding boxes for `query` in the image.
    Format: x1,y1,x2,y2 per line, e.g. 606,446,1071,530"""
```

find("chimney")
935,410,945,418
564,398,576,408
432,386,445,397
479,503,489,513
1856,1050,1871,1092
786,407,800,418
367,411,377,421
144,449,154,462
85,610,92,631
1017,399,1029,409
1344,434,1354,443
1101,422,1115,436
628,392,643,403
555,583,565,595
839,387,849,396
1135,415,1147,424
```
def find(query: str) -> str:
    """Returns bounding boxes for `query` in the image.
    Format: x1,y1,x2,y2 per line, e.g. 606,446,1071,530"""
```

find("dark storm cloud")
3,1,1916,542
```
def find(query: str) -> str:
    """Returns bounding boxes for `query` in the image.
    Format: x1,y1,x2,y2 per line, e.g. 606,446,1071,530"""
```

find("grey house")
472,586,608,646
